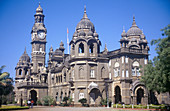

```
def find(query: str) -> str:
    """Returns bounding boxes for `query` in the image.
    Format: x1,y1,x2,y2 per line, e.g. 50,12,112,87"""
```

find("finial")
83,5,88,19
24,47,26,54
123,26,125,31
132,15,137,27
84,5,86,13
39,2,40,6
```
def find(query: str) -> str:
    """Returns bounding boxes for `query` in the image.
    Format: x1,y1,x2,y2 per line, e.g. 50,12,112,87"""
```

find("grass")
0,105,29,110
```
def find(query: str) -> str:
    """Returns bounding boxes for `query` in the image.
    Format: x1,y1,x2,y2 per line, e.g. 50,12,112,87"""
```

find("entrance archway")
137,88,144,104
115,86,121,104
30,90,37,105
89,88,101,105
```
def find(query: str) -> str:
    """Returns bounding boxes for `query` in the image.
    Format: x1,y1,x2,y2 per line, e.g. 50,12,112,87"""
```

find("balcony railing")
18,82,48,88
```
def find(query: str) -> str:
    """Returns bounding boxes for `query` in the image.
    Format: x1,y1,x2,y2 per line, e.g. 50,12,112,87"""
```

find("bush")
37,100,42,105
42,96,55,106
78,98,87,106
100,99,107,106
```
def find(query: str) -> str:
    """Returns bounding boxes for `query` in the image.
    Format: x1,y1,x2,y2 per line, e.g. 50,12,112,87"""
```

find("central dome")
76,6,95,32
127,16,142,36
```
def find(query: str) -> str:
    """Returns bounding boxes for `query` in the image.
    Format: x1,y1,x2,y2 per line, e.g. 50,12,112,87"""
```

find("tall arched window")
79,43,84,53
64,73,66,82
114,62,120,77
101,67,105,78
79,66,84,78
132,61,140,76
89,43,94,53
72,44,75,55
19,69,22,75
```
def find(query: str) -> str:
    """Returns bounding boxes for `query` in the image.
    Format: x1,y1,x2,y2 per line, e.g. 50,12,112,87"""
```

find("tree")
78,98,87,106
141,25,170,93
0,65,13,107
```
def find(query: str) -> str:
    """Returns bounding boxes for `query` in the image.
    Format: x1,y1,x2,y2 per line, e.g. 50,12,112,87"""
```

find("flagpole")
67,28,69,54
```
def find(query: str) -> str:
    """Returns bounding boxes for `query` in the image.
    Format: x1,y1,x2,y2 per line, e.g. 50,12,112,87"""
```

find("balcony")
17,82,48,88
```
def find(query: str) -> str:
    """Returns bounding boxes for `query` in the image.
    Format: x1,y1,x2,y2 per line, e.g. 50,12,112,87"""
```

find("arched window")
79,66,84,78
79,43,84,53
64,73,66,82
89,43,94,53
114,62,120,77
72,45,75,55
56,92,58,101
90,67,95,78
101,67,106,78
25,69,28,75
19,69,22,75
132,61,140,76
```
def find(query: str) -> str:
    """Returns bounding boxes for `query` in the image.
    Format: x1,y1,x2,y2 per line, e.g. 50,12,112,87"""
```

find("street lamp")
20,91,23,107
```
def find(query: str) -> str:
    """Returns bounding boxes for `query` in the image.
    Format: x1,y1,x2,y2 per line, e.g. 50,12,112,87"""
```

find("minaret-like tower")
31,3,47,73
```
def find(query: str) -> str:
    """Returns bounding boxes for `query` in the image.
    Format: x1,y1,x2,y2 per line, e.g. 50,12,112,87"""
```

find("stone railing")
18,82,48,88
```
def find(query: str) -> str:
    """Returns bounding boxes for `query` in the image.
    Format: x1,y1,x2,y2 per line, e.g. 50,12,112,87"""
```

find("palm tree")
0,65,13,107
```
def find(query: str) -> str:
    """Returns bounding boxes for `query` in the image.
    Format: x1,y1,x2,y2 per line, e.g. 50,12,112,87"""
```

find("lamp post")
20,91,23,107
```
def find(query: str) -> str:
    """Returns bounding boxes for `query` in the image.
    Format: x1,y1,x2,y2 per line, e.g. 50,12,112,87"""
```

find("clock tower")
31,3,47,73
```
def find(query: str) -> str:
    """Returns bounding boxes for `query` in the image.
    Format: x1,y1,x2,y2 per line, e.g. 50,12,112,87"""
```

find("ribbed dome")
53,49,63,56
36,3,43,13
127,16,142,36
19,48,30,63
76,6,95,31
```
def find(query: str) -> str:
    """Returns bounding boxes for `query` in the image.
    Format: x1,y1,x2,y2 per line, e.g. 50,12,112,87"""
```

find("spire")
83,5,88,19
50,45,53,52
132,15,137,27
36,2,43,14
103,43,108,54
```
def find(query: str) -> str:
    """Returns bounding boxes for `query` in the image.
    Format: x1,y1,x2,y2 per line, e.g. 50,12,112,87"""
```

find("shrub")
42,96,54,106
100,98,107,106
37,100,42,105
78,98,87,106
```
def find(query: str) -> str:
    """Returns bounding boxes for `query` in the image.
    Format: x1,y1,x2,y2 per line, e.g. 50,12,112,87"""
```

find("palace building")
14,4,169,106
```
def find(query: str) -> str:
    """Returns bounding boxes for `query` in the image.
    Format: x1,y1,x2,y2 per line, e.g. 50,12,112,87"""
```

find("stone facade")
14,4,170,106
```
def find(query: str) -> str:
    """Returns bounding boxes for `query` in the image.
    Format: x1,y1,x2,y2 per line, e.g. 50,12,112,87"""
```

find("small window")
122,70,124,77
109,73,111,79
122,56,124,63
144,57,147,64
89,44,94,53
40,47,42,52
72,69,74,78
90,69,95,78
19,69,22,75
79,43,84,53
132,68,135,76
136,68,140,76
126,70,129,77
72,93,74,101
79,93,84,99
109,60,111,66
125,56,128,63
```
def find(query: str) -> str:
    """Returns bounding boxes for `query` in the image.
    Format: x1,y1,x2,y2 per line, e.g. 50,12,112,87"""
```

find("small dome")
19,48,30,63
53,49,63,56
50,46,53,52
93,31,98,37
87,30,93,36
127,16,142,36
36,3,43,13
79,30,86,36
121,29,127,37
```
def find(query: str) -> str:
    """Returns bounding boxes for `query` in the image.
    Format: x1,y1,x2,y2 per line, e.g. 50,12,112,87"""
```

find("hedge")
0,105,29,110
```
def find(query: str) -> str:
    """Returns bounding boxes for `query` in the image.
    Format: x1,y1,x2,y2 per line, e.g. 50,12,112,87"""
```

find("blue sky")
0,0,169,79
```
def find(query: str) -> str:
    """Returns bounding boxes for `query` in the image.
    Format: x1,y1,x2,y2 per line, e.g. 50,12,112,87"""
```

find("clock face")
37,31,45,39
